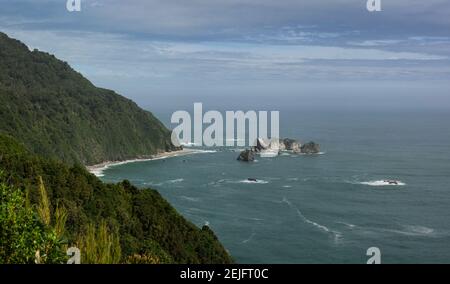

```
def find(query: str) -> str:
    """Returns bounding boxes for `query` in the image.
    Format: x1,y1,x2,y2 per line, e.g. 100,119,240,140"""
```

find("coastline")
86,148,212,177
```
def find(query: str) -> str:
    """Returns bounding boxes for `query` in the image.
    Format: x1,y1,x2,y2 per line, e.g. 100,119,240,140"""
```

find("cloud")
3,29,448,84
1,0,449,106
1,0,450,38
347,40,405,47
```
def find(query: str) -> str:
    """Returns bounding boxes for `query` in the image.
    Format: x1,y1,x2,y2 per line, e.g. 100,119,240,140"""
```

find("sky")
1,0,450,111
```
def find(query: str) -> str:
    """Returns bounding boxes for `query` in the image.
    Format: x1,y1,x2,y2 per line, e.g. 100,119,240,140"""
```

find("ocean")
97,107,450,263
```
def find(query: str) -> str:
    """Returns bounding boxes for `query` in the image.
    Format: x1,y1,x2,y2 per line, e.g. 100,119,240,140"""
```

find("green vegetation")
0,32,232,264
0,32,178,165
0,172,67,264
0,134,233,264
77,221,122,264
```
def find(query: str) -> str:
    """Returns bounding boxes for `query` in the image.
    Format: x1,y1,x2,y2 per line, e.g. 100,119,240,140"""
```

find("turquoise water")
99,109,450,263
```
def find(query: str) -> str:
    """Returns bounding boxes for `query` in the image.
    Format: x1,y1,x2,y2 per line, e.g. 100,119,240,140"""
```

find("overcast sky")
1,0,450,110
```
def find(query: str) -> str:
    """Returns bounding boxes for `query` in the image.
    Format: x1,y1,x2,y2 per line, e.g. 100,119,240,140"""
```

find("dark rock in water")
237,149,255,162
300,142,321,154
385,180,399,185
282,138,301,153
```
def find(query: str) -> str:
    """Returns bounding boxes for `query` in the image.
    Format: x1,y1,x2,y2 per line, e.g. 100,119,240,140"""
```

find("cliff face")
0,32,177,165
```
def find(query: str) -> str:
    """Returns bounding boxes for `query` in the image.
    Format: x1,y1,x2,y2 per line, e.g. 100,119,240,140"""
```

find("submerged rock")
237,149,256,162
300,142,321,154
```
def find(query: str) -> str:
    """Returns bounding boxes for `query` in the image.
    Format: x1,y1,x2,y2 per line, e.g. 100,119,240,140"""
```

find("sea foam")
360,180,406,187
282,197,342,243
239,179,269,184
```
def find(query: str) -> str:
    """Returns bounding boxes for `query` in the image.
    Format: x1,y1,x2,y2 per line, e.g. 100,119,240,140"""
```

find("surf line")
282,197,342,243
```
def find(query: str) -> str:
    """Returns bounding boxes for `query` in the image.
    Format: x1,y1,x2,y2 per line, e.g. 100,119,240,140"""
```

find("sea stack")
282,138,302,153
300,142,321,154
237,149,256,162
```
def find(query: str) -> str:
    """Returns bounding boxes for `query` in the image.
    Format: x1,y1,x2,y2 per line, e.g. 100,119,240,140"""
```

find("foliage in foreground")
77,221,122,264
0,173,66,264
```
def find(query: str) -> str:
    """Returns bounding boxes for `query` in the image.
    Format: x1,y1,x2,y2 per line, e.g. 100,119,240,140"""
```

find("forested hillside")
0,32,177,165
0,32,232,264
0,134,233,264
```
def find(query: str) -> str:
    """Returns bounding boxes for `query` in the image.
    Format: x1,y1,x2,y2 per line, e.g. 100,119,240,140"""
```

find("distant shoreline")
86,148,206,177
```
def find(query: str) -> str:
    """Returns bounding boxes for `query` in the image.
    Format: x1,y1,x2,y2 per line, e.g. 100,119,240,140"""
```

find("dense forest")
0,32,233,264
0,134,233,264
0,32,178,165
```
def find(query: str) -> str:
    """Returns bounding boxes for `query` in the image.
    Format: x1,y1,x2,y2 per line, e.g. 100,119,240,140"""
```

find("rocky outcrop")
237,149,256,162
254,138,269,152
282,138,301,153
278,139,286,151
256,138,282,157
300,142,321,154
238,139,321,161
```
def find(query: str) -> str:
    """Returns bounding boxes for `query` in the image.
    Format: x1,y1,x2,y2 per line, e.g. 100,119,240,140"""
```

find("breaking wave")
242,233,256,244
360,180,406,187
384,225,435,237
180,195,199,202
282,197,342,243
239,179,269,184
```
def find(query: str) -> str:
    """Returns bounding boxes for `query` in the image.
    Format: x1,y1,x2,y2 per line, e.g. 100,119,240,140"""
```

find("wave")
354,224,436,238
405,225,435,235
196,150,218,153
211,178,273,186
239,179,269,184
385,225,435,237
207,179,226,187
259,150,279,158
168,178,184,183
180,195,200,202
282,197,342,243
336,221,356,229
88,168,106,177
242,232,256,244
298,152,326,155
146,178,184,187
360,180,406,187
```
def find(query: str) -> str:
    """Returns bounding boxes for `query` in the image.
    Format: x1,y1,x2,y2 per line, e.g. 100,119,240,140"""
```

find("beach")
86,148,208,177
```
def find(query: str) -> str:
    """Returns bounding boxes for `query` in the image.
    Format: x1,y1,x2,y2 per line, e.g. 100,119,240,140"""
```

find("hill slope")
0,134,233,264
0,32,177,165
